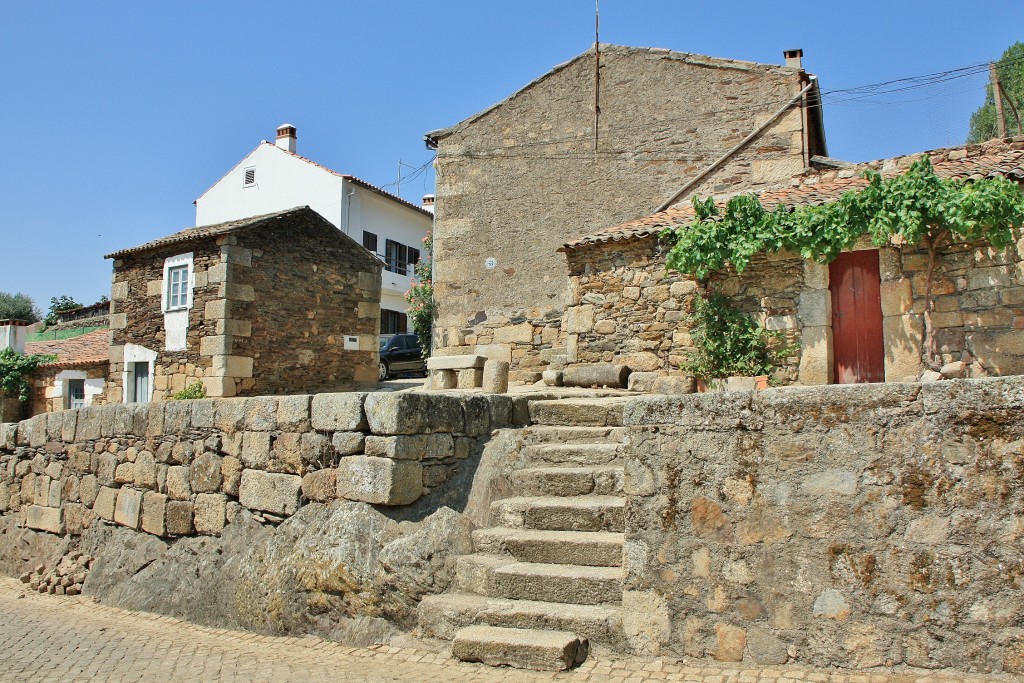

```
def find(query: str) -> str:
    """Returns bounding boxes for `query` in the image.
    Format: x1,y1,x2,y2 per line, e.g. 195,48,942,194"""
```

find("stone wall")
620,378,1024,674
563,233,1024,386
431,46,813,380
108,242,223,401
235,222,381,394
0,392,521,541
29,362,109,416
109,211,382,400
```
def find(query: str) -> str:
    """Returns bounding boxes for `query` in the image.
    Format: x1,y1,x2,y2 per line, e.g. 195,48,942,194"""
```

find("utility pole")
990,62,1008,138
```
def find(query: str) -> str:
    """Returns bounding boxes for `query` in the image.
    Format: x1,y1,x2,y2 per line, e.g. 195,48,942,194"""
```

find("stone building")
25,329,110,416
195,124,434,334
558,138,1024,385
425,44,826,380
104,206,382,401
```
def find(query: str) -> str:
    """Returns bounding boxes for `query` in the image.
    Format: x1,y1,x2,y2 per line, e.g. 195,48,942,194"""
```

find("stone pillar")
431,369,457,390
482,360,509,393
796,262,833,385
878,248,923,381
456,368,483,389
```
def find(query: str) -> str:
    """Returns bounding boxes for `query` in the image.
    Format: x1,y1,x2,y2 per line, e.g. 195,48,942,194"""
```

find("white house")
194,124,434,333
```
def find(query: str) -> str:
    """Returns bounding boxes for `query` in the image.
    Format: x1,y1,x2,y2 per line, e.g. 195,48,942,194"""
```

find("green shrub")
171,382,206,400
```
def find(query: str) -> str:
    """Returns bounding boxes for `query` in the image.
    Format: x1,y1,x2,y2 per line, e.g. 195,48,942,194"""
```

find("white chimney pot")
276,124,297,153
0,320,28,354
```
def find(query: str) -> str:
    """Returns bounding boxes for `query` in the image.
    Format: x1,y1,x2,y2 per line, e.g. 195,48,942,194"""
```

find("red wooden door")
829,250,885,384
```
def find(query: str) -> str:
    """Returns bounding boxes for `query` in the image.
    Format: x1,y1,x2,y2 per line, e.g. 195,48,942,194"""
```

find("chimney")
0,319,29,354
421,194,435,214
783,49,803,70
276,124,297,153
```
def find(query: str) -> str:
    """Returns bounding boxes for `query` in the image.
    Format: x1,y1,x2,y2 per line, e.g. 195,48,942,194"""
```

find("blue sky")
2,1,1022,312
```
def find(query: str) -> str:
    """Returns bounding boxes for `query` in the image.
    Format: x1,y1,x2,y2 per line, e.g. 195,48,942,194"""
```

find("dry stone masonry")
429,46,819,381
620,377,1024,674
0,392,520,541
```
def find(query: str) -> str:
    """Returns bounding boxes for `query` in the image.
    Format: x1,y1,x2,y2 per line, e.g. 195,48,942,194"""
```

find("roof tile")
25,329,110,368
562,139,1024,251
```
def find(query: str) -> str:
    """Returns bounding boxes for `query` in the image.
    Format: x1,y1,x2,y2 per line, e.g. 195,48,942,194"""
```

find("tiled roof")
561,138,1024,251
105,206,313,259
25,329,110,368
269,144,433,217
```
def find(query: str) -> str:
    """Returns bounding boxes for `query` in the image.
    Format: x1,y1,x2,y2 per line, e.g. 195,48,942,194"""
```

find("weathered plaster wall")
431,46,809,380
621,378,1024,674
0,392,522,541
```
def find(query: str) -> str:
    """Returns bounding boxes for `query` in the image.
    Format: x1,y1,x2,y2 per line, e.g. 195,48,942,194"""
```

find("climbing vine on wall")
662,158,1024,368
0,348,56,402
405,232,434,356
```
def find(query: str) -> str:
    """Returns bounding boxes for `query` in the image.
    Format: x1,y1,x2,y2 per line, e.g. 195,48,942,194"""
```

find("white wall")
196,144,344,228
351,186,431,300
195,142,433,318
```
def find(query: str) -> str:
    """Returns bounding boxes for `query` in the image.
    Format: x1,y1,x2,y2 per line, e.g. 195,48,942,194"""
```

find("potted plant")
682,293,786,392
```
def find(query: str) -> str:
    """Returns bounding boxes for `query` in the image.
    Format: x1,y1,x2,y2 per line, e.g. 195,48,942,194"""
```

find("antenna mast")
594,0,601,153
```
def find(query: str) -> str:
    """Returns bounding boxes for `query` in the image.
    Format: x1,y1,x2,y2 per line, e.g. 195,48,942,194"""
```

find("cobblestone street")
0,578,1012,683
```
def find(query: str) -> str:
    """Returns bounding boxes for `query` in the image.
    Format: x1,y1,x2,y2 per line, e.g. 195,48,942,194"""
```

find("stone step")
472,528,624,567
490,496,625,532
518,425,626,446
455,554,515,595
523,443,620,466
528,399,628,427
418,592,622,646
490,561,623,605
511,466,624,497
452,625,589,671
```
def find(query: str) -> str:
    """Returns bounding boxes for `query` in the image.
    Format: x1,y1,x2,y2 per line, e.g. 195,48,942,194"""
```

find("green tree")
0,292,40,322
968,42,1024,143
405,233,434,356
663,158,1024,369
45,295,82,325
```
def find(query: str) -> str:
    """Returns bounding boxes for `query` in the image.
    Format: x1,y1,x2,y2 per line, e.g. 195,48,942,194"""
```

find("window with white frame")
161,253,194,314
243,166,256,187
167,265,189,310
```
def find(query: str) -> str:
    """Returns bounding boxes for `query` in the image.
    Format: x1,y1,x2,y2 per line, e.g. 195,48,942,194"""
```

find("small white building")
195,124,434,333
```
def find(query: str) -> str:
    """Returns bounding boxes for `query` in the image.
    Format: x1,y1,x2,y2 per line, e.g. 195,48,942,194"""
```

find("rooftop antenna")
396,160,416,196
594,0,601,153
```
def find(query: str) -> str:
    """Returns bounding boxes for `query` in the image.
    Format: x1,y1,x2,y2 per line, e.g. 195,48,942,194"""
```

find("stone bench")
426,355,509,392
427,355,486,390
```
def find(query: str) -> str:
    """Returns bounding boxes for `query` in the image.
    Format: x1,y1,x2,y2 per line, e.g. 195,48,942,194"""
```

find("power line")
434,56,1008,162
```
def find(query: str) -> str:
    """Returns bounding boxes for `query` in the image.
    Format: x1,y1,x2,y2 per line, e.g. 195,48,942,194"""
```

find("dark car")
378,333,426,380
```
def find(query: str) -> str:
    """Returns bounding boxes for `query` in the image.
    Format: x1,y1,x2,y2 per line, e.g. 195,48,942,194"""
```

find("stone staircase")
418,397,628,670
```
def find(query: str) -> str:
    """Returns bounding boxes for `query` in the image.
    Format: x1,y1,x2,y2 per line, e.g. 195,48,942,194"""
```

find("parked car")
379,333,426,380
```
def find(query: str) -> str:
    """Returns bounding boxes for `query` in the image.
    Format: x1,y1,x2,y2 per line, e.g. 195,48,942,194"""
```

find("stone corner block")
114,487,144,529
336,456,422,506
310,392,368,432
25,504,65,534
364,393,465,435
238,470,303,516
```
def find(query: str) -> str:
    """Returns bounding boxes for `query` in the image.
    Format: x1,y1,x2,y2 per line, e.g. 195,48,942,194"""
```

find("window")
408,247,420,270
66,379,85,409
161,253,193,320
385,239,410,275
381,309,408,334
362,231,378,253
243,167,256,187
167,264,189,310
130,362,150,404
